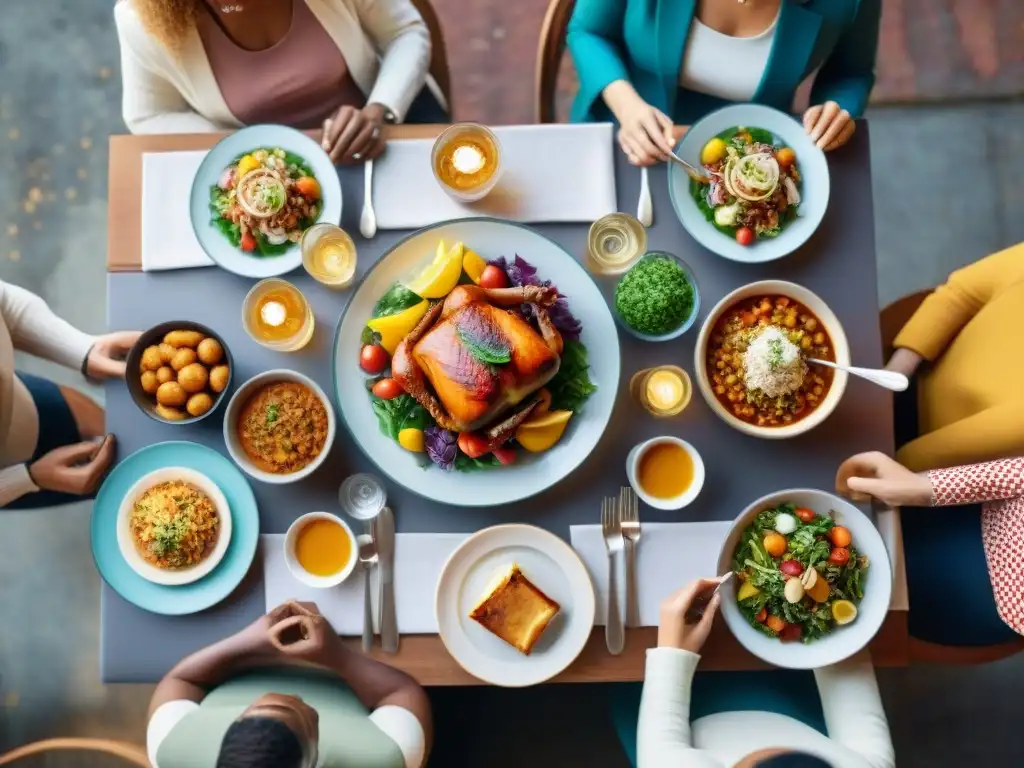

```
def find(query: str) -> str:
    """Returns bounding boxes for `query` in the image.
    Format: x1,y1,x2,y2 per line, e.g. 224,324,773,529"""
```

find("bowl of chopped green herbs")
613,252,700,341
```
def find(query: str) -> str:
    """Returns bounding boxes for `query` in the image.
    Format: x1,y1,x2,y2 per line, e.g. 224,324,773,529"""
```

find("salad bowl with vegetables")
189,125,342,278
333,218,619,507
717,488,891,669
669,104,829,264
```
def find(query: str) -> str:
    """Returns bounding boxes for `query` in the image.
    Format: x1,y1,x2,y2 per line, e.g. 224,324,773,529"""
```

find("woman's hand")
836,451,934,507
603,81,675,166
322,104,387,164
87,331,141,379
803,101,856,151
657,577,724,654
885,348,923,378
28,434,115,495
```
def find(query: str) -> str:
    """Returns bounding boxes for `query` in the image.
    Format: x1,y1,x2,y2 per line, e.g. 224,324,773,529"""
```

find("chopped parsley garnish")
767,338,784,371
266,403,279,425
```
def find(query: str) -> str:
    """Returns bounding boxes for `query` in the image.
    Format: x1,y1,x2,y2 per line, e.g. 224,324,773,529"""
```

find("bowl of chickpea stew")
694,281,849,438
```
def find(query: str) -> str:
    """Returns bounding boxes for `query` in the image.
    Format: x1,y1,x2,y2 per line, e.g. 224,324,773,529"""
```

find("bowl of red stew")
694,281,849,438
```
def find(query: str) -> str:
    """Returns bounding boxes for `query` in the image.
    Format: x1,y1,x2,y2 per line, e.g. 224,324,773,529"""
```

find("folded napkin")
372,123,618,229
141,151,214,271
261,532,469,635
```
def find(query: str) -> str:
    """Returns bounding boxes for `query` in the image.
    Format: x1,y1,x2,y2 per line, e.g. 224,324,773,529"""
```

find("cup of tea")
431,123,503,202
284,511,358,587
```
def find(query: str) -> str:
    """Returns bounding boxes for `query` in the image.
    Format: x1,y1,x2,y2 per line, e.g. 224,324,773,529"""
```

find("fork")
601,496,625,655
620,487,641,628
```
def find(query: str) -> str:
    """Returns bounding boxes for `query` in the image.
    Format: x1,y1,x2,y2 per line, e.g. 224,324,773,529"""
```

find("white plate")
116,467,233,586
717,489,892,669
668,104,830,264
435,524,595,687
189,125,342,278
332,218,620,507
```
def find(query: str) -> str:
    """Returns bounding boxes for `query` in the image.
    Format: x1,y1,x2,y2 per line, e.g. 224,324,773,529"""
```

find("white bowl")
284,512,358,588
116,467,233,586
223,369,337,484
626,437,705,511
717,488,892,669
694,280,850,439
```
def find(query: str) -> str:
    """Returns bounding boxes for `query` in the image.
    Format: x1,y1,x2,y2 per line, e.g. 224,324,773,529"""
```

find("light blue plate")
189,124,343,278
91,441,260,615
668,104,830,264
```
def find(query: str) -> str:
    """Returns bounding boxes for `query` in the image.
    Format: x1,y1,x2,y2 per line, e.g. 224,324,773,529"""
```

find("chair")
880,290,1024,665
535,0,577,123
0,738,150,766
409,0,452,110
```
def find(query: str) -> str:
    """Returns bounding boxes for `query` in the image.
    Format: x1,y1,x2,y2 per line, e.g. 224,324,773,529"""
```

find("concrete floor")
2,2,1024,766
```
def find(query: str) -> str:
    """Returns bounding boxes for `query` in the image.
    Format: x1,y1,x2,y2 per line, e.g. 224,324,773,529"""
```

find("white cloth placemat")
141,151,214,271
372,123,618,228
261,532,469,635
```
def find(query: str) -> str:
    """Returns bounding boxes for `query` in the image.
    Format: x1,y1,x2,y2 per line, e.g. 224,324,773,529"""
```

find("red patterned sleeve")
927,458,1024,506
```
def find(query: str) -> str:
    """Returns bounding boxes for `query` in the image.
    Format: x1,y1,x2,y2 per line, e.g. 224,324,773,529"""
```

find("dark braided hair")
216,716,305,768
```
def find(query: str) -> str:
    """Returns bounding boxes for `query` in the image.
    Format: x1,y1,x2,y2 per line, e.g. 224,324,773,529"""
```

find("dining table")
102,121,909,684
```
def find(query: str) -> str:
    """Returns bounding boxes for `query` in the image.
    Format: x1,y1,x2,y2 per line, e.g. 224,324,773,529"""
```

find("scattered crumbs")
77,167,88,180
32,220,41,230
7,127,19,141
23,201,35,214
80,136,93,150
65,187,77,201
5,224,17,237
98,66,112,79
4,691,19,708
8,250,20,262
28,187,43,203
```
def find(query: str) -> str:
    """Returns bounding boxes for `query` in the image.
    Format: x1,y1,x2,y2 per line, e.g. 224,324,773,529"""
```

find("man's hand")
28,435,115,495
267,601,338,662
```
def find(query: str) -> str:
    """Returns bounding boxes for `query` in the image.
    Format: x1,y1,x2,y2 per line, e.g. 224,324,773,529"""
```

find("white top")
114,0,439,133
678,16,778,102
637,648,895,768
147,700,426,768
0,281,96,507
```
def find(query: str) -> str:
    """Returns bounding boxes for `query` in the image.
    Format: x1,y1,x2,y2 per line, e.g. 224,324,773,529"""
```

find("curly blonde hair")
129,0,201,54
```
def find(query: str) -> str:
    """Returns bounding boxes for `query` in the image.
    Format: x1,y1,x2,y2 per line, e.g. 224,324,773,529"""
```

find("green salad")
614,253,695,336
732,501,868,644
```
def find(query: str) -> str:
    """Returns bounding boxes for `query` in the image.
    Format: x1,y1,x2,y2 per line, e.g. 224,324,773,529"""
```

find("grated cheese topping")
743,326,807,397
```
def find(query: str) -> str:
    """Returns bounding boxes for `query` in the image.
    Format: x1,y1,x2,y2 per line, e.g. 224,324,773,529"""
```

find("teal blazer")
567,0,880,125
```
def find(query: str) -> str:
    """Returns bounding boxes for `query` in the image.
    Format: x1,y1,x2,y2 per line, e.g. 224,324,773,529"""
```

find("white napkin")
372,124,618,229
261,532,469,635
141,151,214,271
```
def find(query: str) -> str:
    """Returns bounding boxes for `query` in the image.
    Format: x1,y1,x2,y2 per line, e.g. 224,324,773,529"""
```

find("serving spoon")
807,358,909,392
357,534,378,651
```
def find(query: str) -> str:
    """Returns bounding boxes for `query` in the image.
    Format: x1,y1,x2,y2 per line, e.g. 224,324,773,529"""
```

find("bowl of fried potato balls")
127,321,233,424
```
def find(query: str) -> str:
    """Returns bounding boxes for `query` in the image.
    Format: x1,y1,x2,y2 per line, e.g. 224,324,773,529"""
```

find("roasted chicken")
392,284,563,449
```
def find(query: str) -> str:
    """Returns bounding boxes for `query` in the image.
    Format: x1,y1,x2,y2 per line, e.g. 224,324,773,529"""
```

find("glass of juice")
242,278,315,352
586,212,647,276
301,223,357,288
630,365,692,417
431,123,503,202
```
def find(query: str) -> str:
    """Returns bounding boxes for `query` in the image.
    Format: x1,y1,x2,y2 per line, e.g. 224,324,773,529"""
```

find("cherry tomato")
240,231,257,252
794,507,816,523
765,615,786,634
492,446,516,465
457,432,490,459
735,227,755,246
755,607,768,624
775,147,796,169
478,265,509,289
295,176,321,200
763,532,787,558
359,344,389,374
828,547,851,566
779,624,802,643
371,377,403,400
829,525,852,548
779,560,804,578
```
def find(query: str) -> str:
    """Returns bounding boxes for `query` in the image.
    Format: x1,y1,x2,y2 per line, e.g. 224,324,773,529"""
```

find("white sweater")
638,649,895,768
114,0,434,134
0,282,95,507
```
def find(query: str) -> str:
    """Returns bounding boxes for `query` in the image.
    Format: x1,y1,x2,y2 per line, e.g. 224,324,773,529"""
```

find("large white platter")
434,524,595,687
333,218,620,507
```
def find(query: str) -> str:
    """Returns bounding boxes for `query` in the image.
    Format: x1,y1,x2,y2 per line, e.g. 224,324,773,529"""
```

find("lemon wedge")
831,600,858,626
398,427,426,453
462,248,488,284
406,241,464,298
700,137,727,165
366,300,429,354
515,409,572,453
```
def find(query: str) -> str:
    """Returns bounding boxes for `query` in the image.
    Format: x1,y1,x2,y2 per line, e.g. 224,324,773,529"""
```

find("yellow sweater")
894,242,1024,472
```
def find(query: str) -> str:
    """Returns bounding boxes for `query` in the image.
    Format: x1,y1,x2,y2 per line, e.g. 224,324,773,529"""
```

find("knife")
373,506,399,653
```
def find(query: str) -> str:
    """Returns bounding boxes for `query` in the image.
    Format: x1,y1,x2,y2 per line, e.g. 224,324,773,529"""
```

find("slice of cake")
469,563,560,655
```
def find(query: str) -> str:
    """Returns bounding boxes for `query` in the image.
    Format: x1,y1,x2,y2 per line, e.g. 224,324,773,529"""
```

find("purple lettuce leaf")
488,254,583,341
424,425,458,471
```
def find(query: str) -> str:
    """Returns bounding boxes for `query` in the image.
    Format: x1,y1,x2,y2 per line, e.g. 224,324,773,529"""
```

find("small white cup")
626,436,705,511
284,511,358,588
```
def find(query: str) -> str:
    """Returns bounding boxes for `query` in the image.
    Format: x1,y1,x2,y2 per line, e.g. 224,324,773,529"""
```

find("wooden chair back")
409,0,452,109
535,0,577,123
0,738,150,766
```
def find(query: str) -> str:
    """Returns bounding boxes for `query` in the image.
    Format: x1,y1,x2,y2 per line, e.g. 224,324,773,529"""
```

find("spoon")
357,534,378,652
807,358,909,392
359,159,377,239
637,167,653,227
665,148,712,184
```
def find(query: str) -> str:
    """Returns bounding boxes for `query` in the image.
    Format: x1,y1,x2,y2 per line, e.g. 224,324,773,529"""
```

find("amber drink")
630,365,692,417
243,278,315,352
432,123,503,202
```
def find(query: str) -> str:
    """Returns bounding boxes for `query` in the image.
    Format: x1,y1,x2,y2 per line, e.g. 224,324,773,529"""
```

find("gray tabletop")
102,124,891,682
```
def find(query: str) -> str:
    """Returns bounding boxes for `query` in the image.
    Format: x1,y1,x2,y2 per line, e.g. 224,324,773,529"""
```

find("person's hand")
657,578,723,654
267,601,338,662
28,435,116,495
87,331,142,379
836,451,934,507
803,101,856,151
321,104,387,164
885,348,923,378
604,82,675,166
